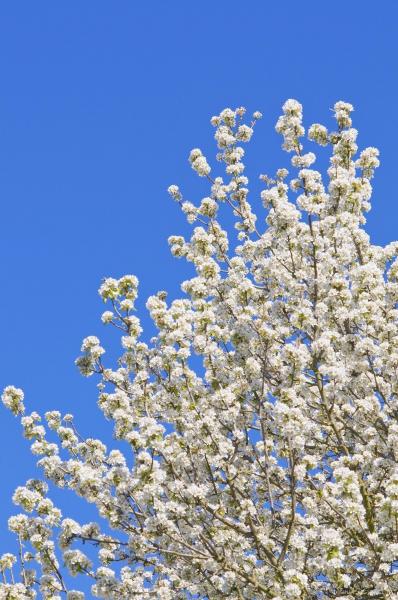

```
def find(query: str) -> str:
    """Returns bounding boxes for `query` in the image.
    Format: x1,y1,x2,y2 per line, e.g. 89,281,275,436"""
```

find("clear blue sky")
0,0,396,582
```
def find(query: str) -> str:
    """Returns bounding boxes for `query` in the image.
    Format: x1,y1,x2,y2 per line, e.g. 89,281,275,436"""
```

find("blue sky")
0,0,396,586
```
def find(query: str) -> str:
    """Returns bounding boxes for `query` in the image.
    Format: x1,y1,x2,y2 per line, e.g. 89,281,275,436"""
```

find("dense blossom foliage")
1,99,398,598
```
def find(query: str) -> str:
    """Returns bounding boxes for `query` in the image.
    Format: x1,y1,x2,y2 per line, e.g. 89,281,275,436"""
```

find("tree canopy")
2,100,398,599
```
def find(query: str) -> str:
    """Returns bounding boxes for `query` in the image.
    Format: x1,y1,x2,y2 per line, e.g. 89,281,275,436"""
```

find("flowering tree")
1,99,398,599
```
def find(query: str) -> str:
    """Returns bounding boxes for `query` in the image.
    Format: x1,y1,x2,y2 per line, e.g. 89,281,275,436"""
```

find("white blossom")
2,386,24,415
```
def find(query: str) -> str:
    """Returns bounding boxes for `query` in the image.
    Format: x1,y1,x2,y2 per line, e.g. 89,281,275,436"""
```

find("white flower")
167,184,181,201
63,550,92,576
308,123,328,145
334,100,354,128
291,152,316,168
98,277,119,300
0,553,16,570
191,154,211,177
81,336,100,352
2,386,24,415
236,124,253,142
101,310,114,324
